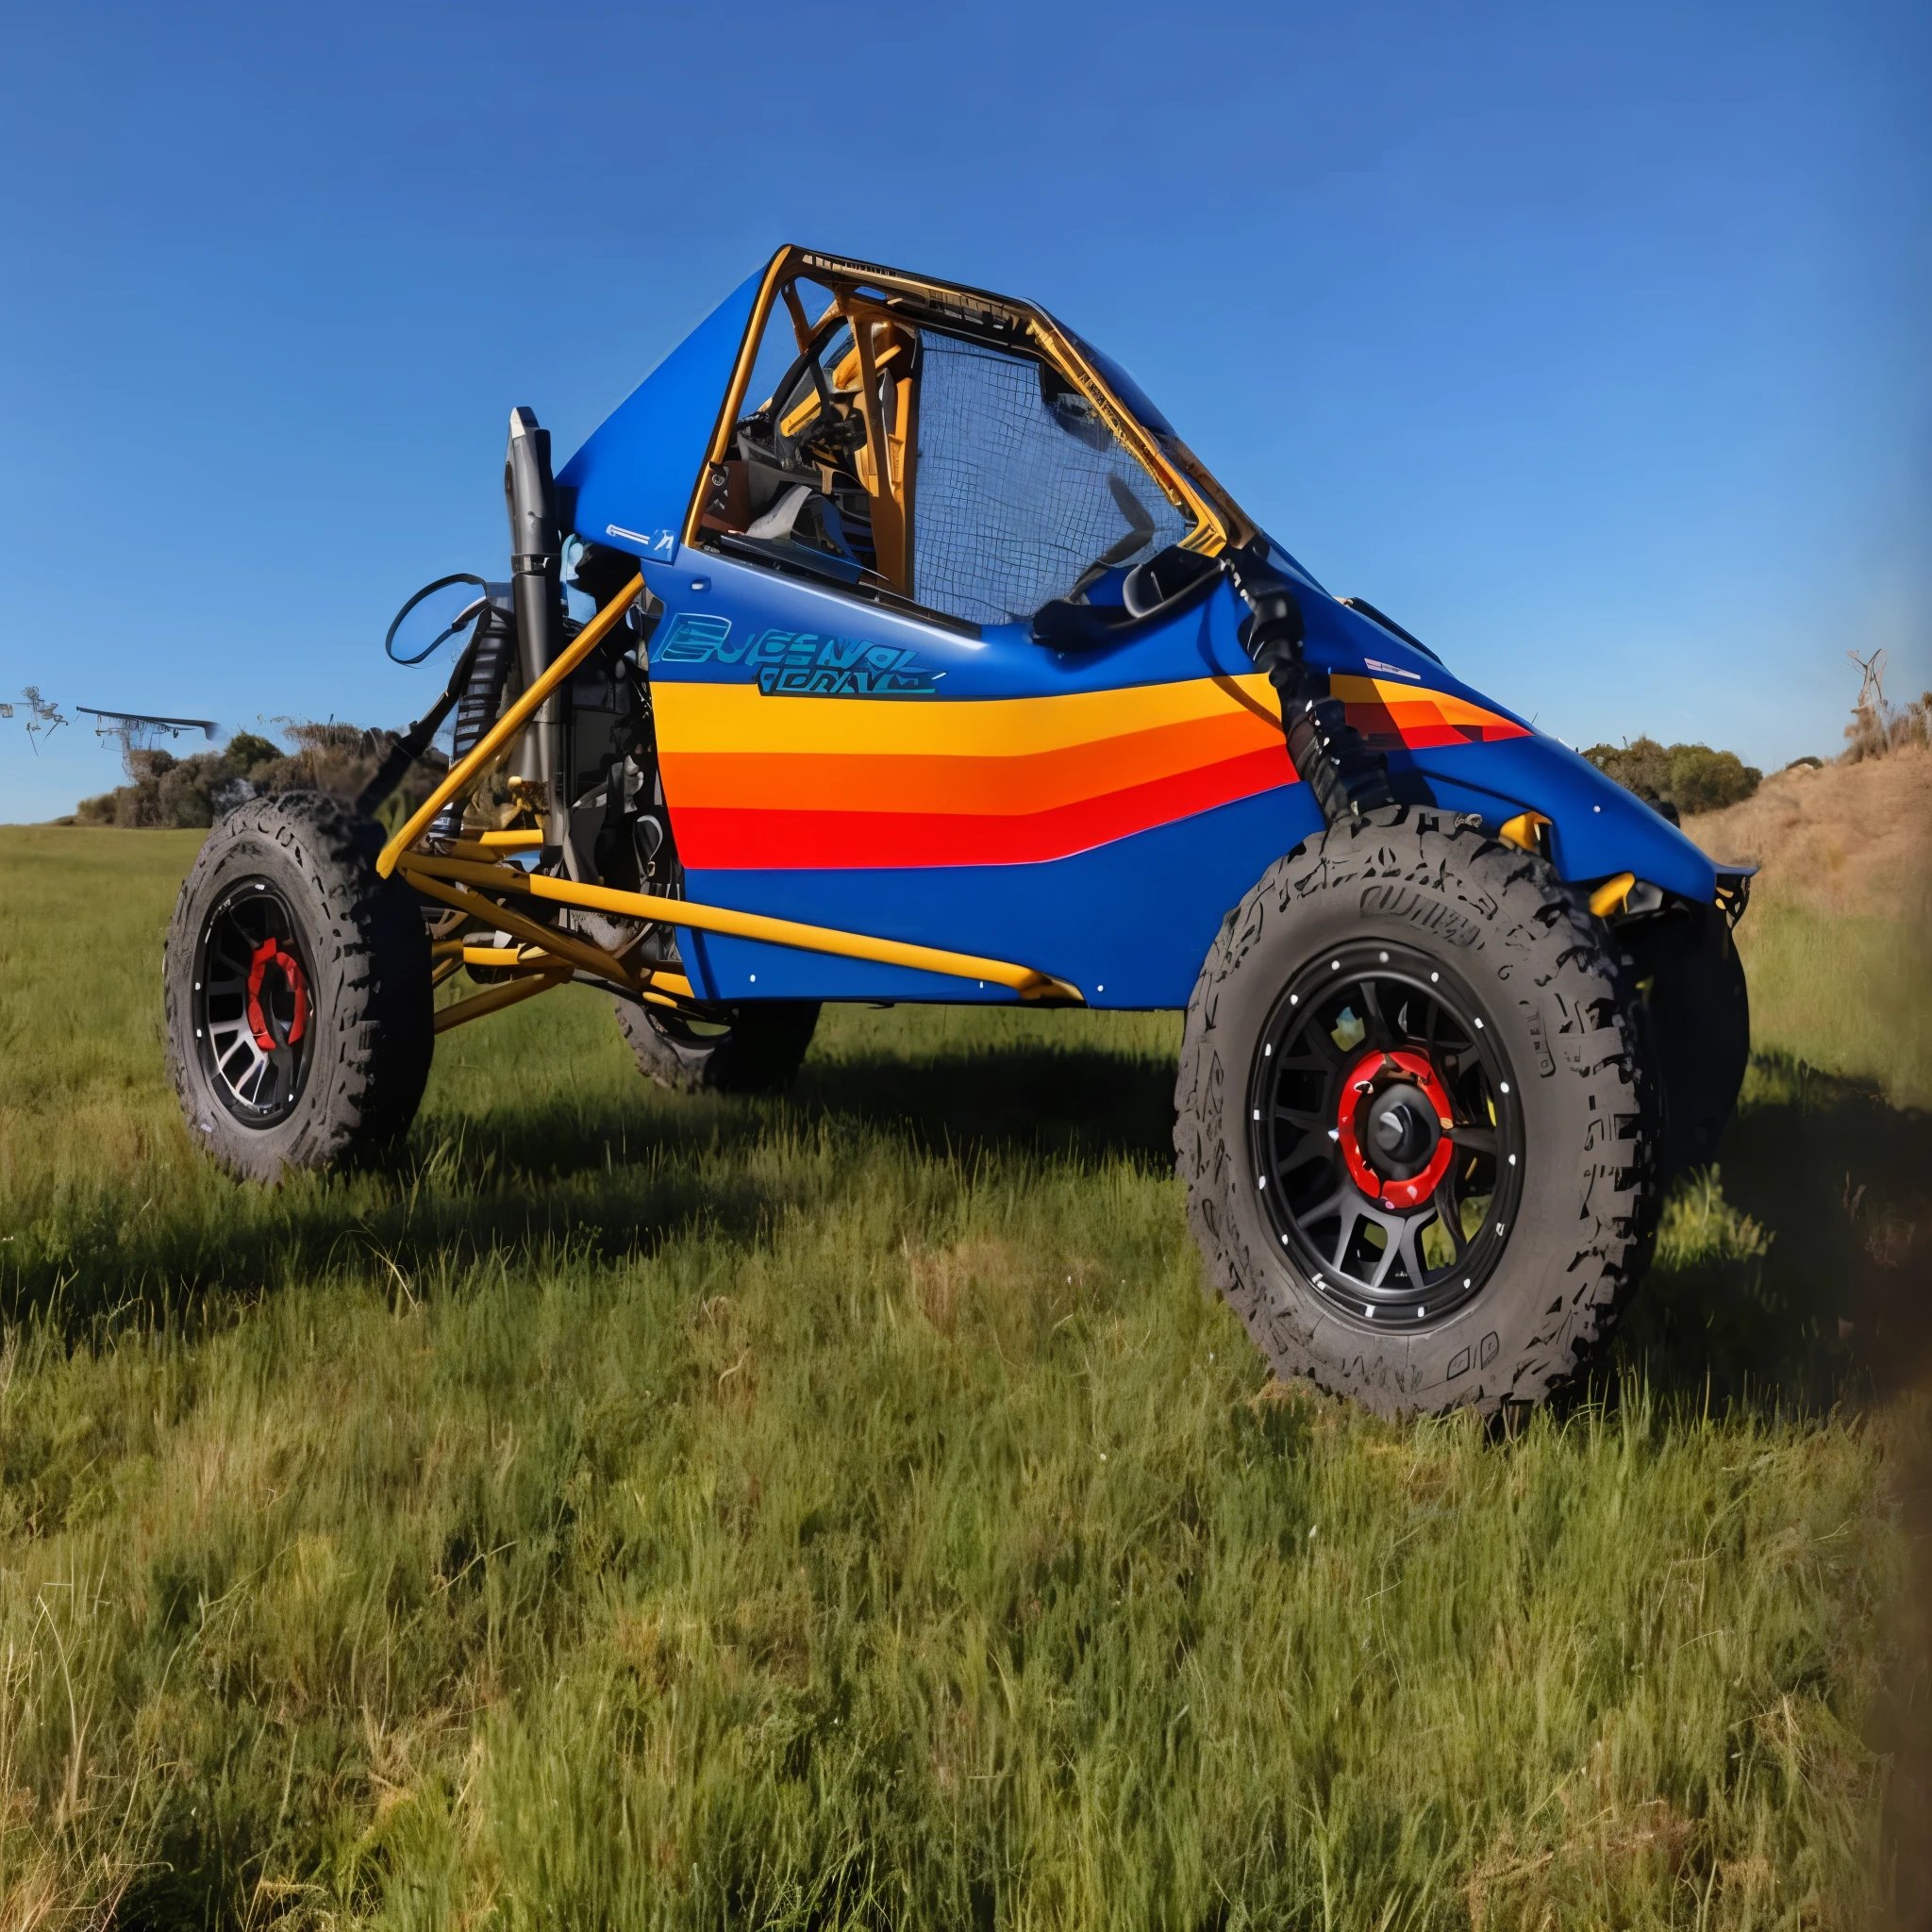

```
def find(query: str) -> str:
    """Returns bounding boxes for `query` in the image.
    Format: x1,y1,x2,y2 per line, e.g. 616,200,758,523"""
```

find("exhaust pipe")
505,407,565,843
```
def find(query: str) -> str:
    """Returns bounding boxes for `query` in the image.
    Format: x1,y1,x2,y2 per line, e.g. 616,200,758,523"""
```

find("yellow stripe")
652,672,1278,758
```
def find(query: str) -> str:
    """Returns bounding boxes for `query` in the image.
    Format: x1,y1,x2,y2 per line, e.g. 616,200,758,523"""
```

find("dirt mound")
1686,746,1932,918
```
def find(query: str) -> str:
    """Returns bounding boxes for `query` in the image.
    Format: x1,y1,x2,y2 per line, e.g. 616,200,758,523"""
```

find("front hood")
1306,594,1720,902
558,263,767,564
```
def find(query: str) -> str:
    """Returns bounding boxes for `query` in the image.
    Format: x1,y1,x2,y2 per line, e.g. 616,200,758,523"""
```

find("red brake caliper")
1335,1047,1457,1211
245,937,309,1053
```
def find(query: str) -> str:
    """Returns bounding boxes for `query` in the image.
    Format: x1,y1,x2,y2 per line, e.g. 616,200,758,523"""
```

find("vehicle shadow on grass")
1611,1052,1932,1416
4,1043,1181,1335
794,1041,1179,1171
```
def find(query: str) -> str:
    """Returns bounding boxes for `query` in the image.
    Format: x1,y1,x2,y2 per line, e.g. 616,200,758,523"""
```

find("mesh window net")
911,332,1192,627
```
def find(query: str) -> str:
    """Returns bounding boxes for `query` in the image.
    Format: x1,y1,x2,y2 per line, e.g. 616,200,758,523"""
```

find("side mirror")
1122,544,1219,618
385,574,490,665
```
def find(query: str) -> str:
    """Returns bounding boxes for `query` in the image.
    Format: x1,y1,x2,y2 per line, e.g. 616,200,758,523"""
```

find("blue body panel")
636,551,1264,695
676,785,1323,1008
1406,736,1718,899
557,267,764,566
1298,592,1718,902
645,555,1315,1007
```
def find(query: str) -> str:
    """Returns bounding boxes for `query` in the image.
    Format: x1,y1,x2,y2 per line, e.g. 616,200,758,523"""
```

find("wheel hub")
244,936,309,1054
1338,1049,1456,1207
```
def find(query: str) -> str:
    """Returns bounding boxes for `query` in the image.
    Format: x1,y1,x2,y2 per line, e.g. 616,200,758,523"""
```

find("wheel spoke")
1330,1202,1362,1272
1278,1134,1336,1175
1359,977,1396,1050
1297,1185,1347,1236
1364,1212,1405,1289
1280,1022,1341,1070
1394,1218,1430,1289
1432,1177,1468,1258
1254,956,1523,1310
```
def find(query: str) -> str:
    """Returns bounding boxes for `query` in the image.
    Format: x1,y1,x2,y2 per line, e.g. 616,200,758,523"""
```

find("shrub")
74,724,446,829
1579,737,1762,816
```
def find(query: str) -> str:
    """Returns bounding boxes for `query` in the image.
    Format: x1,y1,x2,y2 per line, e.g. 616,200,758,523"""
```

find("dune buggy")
165,244,1752,1416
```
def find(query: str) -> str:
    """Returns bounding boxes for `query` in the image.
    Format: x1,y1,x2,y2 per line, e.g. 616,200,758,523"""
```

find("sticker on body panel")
653,614,944,698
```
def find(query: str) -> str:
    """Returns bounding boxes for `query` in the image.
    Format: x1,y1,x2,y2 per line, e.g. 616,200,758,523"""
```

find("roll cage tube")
684,246,1256,566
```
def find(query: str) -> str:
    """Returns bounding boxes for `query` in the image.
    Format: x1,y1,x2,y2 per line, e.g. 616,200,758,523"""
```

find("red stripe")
673,743,1293,869
1345,699,1529,750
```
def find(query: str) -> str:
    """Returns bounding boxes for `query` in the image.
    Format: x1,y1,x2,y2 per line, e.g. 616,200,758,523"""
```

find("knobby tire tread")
1174,804,1661,1417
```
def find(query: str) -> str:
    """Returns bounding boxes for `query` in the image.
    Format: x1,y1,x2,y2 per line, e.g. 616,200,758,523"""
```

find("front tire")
1174,807,1658,1418
164,794,433,1181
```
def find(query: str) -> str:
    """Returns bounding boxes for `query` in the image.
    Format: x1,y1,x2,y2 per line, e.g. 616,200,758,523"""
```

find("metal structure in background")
76,707,219,776
6,687,74,753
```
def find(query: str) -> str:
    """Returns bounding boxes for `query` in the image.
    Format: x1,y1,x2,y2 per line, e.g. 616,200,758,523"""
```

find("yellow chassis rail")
401,852,1079,1003
379,571,1083,1024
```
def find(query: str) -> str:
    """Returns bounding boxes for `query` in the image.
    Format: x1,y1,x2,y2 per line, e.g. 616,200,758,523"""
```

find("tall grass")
1733,891,1932,1109
0,825,1922,1928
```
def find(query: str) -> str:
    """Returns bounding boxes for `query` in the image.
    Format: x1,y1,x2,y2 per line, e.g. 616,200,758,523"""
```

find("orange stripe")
673,744,1292,869
1328,674,1528,750
658,707,1283,816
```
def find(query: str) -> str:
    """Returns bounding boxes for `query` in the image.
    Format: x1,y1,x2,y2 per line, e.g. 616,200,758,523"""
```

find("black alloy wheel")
1250,942,1524,1326
193,879,316,1125
1174,806,1662,1418
165,792,433,1181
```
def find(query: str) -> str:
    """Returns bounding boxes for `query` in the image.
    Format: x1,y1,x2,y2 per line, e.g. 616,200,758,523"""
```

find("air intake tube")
505,407,566,842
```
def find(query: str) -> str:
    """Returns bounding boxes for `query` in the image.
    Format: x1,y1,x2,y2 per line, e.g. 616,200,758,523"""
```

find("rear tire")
164,793,433,1181
614,996,820,1094
1174,806,1658,1418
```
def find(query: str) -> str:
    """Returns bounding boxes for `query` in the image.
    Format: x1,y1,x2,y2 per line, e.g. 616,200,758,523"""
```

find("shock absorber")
1226,545,1392,827
504,407,567,845
429,592,517,839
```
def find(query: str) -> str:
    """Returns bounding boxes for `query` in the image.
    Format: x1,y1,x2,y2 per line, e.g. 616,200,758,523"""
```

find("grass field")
1,824,1926,1929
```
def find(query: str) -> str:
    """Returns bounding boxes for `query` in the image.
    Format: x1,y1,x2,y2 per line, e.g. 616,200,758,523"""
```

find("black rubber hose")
355,627,485,822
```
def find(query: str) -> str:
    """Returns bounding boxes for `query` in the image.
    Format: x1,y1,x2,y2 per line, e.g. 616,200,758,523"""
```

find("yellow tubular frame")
1498,810,1552,856
399,853,1080,1002
376,572,1084,1003
434,972,569,1035
1589,873,1637,918
377,574,649,875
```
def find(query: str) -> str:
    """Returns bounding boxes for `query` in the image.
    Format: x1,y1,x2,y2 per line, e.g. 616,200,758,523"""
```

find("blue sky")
1,0,1925,821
